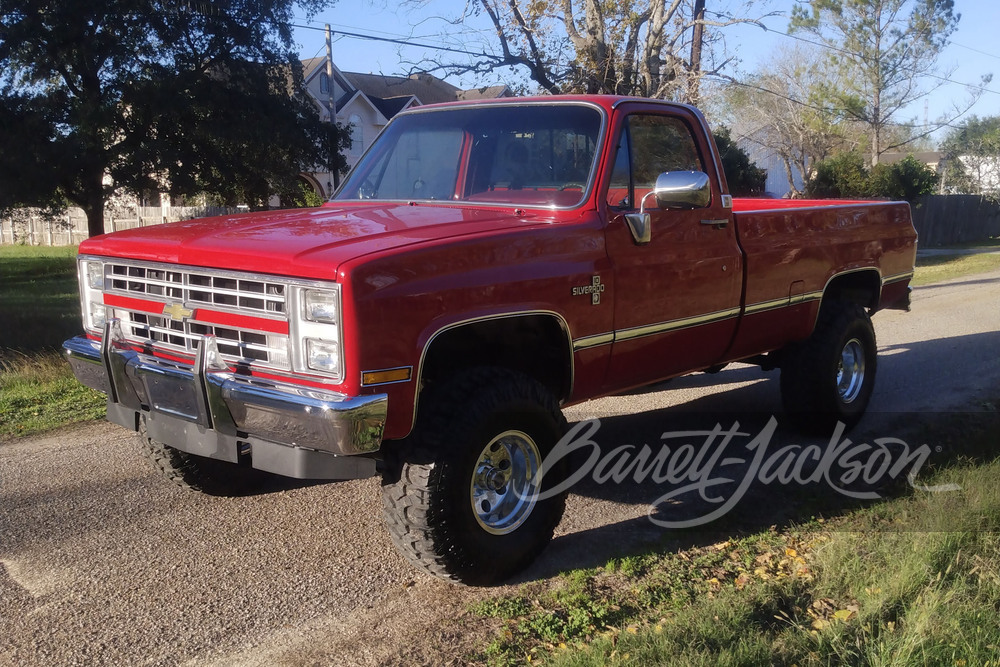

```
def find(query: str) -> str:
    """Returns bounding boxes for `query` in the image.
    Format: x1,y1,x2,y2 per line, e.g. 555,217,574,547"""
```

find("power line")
289,14,987,131
296,10,1000,101
294,17,438,46
709,71,981,132
949,41,1000,62
294,16,496,50
290,22,494,59
709,10,1000,98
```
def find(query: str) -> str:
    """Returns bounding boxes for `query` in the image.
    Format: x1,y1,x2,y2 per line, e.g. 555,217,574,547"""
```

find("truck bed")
722,197,916,361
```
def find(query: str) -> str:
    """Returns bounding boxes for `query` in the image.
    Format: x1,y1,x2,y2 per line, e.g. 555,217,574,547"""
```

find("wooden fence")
910,195,1000,247
0,205,243,246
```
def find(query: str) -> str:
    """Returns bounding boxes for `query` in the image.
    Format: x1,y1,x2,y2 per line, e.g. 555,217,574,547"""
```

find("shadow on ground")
517,329,1000,582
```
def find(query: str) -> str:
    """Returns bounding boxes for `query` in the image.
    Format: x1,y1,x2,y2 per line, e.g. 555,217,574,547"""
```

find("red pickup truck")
64,96,916,584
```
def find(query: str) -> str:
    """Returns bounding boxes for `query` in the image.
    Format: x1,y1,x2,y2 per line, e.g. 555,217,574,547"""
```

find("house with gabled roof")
298,57,512,199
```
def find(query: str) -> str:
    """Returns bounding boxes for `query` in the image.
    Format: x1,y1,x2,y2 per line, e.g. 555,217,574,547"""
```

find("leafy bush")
806,151,938,201
807,151,871,198
938,115,1000,197
869,155,938,201
280,181,326,208
714,127,768,196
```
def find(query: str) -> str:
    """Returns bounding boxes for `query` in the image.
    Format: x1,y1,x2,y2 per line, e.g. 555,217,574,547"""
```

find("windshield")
335,104,603,209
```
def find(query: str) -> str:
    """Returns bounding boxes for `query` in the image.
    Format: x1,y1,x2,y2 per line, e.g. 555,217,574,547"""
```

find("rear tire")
381,368,568,585
780,300,878,433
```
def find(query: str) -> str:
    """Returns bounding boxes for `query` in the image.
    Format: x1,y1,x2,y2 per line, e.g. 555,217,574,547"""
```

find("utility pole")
326,24,338,192
689,0,706,106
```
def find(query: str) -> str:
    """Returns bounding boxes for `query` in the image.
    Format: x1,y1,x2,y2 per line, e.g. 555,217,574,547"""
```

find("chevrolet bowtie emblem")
162,303,193,321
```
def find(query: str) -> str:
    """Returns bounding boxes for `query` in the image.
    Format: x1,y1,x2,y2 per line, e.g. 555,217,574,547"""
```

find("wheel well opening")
420,315,572,403
824,270,881,310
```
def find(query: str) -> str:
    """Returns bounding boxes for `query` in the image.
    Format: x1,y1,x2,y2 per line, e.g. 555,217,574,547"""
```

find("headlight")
86,261,105,289
89,302,107,330
79,257,106,334
305,338,341,374
303,289,339,324
293,285,343,381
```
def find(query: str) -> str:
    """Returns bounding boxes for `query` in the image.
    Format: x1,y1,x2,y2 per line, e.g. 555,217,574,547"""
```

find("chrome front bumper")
63,320,386,480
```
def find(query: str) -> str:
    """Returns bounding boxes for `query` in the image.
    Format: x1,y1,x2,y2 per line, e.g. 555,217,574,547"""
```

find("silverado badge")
162,303,193,321
572,275,606,305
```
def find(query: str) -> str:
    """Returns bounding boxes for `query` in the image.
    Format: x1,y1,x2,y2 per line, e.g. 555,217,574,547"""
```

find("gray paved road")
2,269,999,666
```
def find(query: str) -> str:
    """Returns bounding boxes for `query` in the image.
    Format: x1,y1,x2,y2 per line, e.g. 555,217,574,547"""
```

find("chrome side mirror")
652,171,711,209
623,171,712,245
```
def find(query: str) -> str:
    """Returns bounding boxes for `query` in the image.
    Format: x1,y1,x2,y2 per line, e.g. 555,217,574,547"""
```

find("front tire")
381,368,568,585
780,300,878,432
139,427,272,496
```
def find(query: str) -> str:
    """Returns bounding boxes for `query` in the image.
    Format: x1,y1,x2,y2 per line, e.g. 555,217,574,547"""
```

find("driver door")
603,106,743,391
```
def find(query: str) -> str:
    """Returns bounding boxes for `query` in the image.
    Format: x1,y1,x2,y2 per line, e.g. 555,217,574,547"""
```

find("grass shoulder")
1,245,105,440
467,402,1000,666
0,244,83,350
0,351,105,441
913,247,1000,286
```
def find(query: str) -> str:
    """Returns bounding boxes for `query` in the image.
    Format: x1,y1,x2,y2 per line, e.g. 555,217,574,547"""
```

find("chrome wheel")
470,430,541,535
837,338,866,404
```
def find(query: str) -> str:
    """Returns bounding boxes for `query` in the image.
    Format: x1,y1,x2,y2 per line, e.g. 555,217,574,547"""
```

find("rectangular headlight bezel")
290,284,344,383
78,257,107,334
86,260,105,289
305,337,341,375
302,288,340,324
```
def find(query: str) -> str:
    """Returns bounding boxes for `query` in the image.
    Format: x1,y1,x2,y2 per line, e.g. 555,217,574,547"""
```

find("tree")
415,0,770,102
721,45,858,197
713,127,767,196
939,116,1000,196
282,181,327,208
790,0,965,166
0,0,343,237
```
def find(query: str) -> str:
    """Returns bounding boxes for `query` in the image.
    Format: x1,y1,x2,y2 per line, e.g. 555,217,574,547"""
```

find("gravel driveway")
3,269,999,666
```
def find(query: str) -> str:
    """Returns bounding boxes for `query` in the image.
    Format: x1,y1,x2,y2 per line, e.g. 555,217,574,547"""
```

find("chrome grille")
103,261,290,369
108,264,286,315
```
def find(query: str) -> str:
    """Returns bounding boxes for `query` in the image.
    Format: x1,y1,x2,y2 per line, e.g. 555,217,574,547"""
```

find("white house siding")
735,140,805,198
338,96,388,170
956,155,1000,195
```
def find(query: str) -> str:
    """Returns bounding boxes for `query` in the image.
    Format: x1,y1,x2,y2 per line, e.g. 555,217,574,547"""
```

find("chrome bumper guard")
63,320,386,480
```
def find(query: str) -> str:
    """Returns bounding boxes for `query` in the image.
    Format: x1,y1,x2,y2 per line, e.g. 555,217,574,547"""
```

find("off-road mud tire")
780,299,878,433
139,428,272,496
381,368,569,586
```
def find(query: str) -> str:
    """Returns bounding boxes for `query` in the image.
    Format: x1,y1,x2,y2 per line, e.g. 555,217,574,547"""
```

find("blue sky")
293,0,1000,143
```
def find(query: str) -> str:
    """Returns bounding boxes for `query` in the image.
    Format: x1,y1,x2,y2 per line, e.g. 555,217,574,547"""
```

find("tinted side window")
606,134,632,209
629,115,704,187
606,114,705,210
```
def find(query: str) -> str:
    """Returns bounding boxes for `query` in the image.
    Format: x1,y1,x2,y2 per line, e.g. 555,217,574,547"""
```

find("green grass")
936,237,1000,250
912,250,1000,286
0,244,84,351
1,244,105,440
0,351,106,440
469,406,1000,667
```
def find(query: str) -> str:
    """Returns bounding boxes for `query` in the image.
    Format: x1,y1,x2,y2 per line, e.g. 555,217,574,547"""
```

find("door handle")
700,219,729,229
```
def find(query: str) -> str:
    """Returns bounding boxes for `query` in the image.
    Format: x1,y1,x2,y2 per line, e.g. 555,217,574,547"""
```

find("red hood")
80,202,550,280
